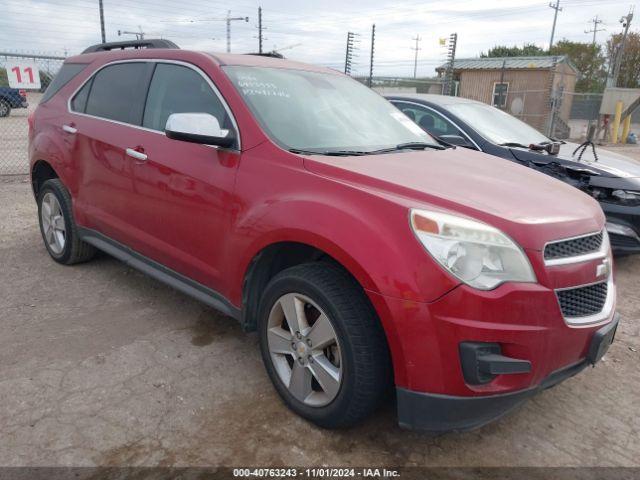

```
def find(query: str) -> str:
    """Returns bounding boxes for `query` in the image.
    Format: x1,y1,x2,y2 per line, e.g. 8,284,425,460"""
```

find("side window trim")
393,100,480,151
67,59,241,151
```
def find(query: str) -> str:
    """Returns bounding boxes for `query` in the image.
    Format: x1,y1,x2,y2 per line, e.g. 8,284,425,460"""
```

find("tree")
607,31,640,88
481,44,547,58
550,40,607,92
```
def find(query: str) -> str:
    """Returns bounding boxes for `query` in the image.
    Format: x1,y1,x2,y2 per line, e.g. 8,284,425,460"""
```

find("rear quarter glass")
39,63,89,104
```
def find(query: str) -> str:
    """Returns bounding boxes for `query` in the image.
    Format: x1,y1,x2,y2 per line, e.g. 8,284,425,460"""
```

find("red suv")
29,40,618,433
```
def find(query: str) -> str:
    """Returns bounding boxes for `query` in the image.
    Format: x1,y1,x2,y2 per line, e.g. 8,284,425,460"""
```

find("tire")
37,179,96,265
0,100,10,117
258,262,391,429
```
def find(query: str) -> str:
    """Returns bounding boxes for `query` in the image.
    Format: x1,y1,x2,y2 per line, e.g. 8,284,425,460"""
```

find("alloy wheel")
267,292,342,407
41,192,66,255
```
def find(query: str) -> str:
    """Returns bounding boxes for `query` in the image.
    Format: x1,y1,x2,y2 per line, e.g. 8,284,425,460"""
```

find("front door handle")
62,124,77,134
126,148,148,162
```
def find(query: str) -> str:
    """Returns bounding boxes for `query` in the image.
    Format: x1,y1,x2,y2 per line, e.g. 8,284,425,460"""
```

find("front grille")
544,231,603,261
557,281,608,318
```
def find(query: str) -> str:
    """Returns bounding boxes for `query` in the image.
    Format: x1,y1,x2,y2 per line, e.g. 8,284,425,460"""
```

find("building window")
492,82,509,108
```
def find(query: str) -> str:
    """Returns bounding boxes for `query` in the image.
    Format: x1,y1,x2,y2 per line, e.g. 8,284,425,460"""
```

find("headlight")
410,209,537,290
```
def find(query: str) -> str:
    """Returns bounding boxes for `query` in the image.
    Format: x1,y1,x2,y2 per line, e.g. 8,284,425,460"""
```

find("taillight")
19,89,27,99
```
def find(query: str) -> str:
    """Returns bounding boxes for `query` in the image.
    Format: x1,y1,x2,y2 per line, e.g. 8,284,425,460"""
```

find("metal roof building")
436,56,579,74
436,55,579,137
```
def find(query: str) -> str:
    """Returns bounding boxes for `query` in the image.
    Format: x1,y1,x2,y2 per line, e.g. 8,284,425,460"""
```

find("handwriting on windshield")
238,78,291,98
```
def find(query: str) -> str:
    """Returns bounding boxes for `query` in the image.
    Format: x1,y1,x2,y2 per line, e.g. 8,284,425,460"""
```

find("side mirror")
439,134,474,149
165,113,235,148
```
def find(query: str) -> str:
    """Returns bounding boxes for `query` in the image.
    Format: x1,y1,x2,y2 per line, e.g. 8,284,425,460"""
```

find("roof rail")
245,52,285,59
82,39,179,54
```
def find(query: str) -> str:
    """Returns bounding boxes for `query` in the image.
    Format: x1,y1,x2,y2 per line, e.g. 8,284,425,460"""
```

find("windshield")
223,66,435,153
446,102,550,146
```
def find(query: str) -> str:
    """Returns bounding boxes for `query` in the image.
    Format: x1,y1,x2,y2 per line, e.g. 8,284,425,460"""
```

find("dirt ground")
0,177,639,468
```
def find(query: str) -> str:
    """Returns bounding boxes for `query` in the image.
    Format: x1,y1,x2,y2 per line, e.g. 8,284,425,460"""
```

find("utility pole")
225,10,249,53
548,0,562,50
345,32,356,75
411,34,421,79
442,33,458,96
258,6,263,54
585,15,605,45
368,24,375,87
611,8,634,87
98,0,106,43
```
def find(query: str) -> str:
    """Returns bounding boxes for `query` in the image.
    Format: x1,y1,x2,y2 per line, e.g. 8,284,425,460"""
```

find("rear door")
124,61,241,291
69,61,153,245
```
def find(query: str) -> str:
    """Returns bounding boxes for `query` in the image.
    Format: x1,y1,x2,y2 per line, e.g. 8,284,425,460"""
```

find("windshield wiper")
288,148,367,156
289,142,444,157
368,142,446,154
499,142,531,149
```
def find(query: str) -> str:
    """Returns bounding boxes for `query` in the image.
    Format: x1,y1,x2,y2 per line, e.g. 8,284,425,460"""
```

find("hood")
303,148,604,251
558,142,640,178
510,142,640,179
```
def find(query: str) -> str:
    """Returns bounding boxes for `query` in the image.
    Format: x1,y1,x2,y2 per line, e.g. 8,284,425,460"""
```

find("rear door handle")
126,148,148,162
62,124,77,134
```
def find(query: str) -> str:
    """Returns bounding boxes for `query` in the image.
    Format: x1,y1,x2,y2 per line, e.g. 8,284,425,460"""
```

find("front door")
126,62,241,292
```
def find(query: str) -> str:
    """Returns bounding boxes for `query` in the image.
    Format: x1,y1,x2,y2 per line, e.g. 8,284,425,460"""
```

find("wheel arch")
31,160,60,197
240,237,405,387
240,237,377,331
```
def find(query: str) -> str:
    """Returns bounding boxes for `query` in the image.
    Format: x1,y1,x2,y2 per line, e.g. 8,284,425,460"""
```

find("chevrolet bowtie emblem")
596,259,611,279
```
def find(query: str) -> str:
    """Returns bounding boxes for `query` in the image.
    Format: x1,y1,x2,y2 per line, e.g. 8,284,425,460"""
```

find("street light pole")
225,10,249,53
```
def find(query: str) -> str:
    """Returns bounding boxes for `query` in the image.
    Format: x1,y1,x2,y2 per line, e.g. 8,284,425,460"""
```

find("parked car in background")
29,40,618,433
387,94,640,256
0,86,28,117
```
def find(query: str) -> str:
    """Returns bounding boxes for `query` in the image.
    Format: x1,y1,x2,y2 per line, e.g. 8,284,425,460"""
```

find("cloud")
0,0,631,76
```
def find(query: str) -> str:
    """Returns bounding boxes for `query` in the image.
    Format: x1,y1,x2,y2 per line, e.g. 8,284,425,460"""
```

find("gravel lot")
0,176,639,468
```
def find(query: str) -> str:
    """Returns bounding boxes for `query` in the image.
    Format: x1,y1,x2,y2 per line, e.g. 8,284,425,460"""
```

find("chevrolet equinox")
28,40,619,433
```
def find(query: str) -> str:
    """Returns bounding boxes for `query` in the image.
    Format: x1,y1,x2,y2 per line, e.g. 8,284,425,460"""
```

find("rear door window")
142,63,230,133
84,62,151,125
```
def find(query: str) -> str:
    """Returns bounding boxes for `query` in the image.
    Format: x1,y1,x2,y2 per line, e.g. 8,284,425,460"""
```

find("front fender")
226,149,460,306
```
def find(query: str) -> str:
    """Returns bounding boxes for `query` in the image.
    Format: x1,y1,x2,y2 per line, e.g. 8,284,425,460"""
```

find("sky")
0,0,636,76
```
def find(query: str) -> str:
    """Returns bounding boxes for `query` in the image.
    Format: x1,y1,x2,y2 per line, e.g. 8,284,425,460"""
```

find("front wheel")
258,263,391,429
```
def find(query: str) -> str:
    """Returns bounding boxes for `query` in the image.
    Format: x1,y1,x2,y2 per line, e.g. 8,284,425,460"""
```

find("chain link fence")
0,53,65,175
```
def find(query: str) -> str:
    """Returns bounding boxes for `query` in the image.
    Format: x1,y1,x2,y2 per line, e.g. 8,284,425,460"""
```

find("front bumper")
602,205,640,255
397,314,618,433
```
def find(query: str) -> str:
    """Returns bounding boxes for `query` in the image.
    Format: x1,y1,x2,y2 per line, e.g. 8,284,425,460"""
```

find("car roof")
386,93,485,107
67,48,340,75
